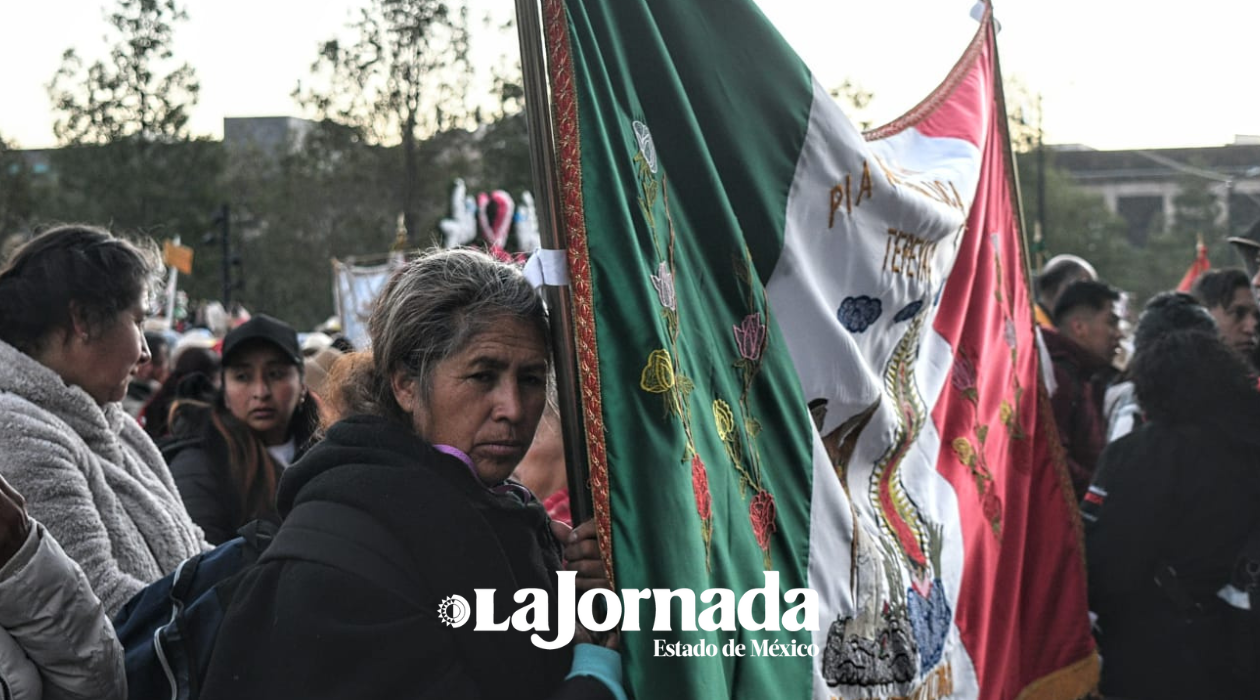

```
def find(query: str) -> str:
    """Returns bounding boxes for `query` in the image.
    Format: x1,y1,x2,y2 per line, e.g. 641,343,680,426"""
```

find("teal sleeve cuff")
566,643,628,700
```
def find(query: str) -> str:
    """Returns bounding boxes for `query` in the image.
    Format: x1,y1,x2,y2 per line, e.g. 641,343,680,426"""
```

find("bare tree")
295,0,473,244
48,0,200,145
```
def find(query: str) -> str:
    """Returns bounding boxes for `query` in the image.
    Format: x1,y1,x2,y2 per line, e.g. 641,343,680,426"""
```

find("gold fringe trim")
1014,654,1100,700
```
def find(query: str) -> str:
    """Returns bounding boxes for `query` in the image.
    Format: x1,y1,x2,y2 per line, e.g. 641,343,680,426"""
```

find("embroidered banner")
541,0,1097,697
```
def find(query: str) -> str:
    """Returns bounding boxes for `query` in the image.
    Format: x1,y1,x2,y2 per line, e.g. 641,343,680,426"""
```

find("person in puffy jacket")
0,472,125,700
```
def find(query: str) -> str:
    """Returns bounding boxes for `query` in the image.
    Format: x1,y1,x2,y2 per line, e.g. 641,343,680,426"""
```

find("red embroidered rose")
981,488,1002,525
691,454,711,521
749,490,777,550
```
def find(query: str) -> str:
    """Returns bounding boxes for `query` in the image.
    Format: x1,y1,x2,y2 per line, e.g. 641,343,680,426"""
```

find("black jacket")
199,415,612,700
164,435,275,545
1085,394,1260,698
164,403,317,545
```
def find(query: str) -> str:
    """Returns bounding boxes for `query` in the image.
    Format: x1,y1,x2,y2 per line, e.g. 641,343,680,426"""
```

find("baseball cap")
221,314,302,367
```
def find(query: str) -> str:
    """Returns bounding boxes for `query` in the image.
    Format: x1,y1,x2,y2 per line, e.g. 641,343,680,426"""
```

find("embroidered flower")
982,489,1002,531
633,121,658,174
650,261,676,311
1003,317,1017,350
749,490,777,551
999,399,1013,427
639,349,676,393
951,437,976,468
713,399,736,442
733,313,766,361
691,454,711,521
950,350,977,395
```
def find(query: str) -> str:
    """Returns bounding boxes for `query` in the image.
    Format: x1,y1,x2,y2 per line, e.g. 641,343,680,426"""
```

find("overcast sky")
2,0,1256,151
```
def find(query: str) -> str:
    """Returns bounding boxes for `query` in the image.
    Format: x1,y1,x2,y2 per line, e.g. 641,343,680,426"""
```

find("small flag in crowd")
1176,237,1211,292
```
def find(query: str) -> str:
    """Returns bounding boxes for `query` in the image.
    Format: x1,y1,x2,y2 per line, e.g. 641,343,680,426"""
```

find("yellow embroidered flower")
952,437,976,467
713,399,736,441
639,349,676,393
999,400,1013,426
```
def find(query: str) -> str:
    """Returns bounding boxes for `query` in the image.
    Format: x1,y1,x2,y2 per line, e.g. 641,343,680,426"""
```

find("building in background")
1054,137,1260,245
222,116,316,156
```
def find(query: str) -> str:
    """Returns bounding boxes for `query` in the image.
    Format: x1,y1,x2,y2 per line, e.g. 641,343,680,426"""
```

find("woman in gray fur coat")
0,225,207,618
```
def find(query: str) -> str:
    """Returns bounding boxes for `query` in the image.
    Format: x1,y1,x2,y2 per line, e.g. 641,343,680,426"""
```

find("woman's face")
79,301,151,405
223,343,304,446
395,318,549,486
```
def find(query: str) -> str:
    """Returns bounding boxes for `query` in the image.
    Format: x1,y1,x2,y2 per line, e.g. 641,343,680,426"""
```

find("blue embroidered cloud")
837,296,882,333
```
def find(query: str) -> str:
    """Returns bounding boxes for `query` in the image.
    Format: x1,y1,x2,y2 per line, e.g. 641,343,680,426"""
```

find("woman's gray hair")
369,247,550,424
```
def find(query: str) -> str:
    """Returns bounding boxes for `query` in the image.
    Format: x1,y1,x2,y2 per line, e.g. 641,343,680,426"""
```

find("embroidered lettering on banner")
828,160,875,227
882,229,938,284
873,156,964,213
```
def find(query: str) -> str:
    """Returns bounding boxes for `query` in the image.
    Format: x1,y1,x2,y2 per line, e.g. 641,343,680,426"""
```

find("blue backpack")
112,502,403,700
112,520,277,700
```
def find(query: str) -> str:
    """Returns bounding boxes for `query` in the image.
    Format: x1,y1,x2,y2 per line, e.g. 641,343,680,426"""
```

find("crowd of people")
3,217,1260,699
1036,223,1260,698
0,225,614,700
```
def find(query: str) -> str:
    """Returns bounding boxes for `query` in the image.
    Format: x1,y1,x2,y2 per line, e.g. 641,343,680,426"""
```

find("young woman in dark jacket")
167,315,320,544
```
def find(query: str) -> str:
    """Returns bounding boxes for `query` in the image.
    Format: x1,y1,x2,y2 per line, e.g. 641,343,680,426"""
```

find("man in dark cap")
1227,218,1260,282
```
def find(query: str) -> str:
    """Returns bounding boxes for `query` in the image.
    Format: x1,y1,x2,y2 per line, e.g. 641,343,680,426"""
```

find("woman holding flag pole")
199,248,624,700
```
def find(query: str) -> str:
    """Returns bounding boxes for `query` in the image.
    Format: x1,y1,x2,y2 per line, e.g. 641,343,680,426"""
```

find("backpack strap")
258,501,421,607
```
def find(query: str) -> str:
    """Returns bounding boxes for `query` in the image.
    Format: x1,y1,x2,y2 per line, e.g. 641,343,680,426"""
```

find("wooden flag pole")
514,0,594,526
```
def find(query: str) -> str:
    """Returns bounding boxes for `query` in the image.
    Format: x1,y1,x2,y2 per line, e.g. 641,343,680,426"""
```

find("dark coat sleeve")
201,560,613,700
167,447,235,546
1084,428,1176,608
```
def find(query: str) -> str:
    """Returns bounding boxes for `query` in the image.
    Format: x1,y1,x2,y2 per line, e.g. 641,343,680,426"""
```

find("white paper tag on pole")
524,249,570,288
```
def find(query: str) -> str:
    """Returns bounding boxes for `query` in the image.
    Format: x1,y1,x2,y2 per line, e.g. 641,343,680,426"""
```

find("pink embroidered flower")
1003,317,1017,350
950,349,977,394
733,313,766,361
691,454,711,521
650,261,676,311
749,490,777,551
